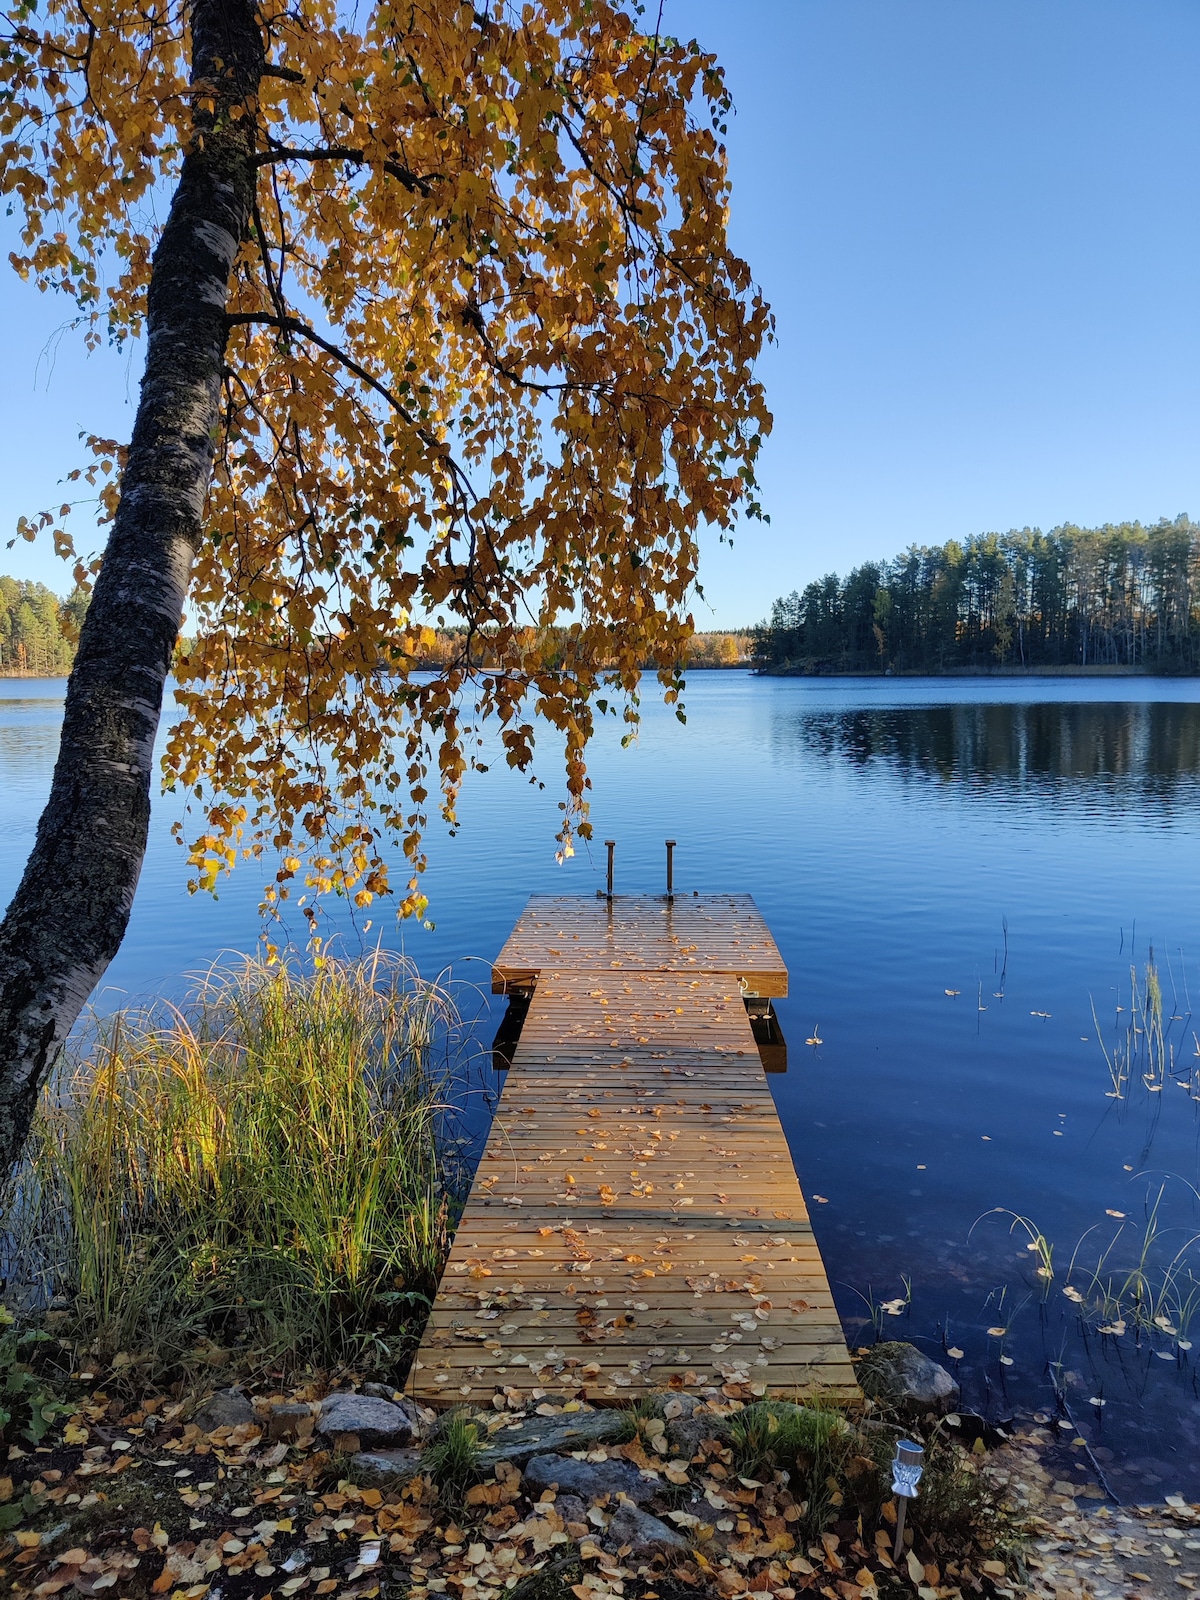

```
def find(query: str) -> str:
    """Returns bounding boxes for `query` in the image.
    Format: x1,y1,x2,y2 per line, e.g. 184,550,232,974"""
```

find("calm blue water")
5,672,1200,1497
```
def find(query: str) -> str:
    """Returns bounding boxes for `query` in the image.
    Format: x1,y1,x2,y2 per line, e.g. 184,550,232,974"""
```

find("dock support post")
665,839,675,900
605,839,615,901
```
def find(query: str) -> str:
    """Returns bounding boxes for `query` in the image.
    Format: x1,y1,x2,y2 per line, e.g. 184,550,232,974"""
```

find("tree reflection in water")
791,701,1200,806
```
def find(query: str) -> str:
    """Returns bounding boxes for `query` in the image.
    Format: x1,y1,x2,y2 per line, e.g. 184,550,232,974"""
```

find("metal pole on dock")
605,840,616,900
665,839,675,900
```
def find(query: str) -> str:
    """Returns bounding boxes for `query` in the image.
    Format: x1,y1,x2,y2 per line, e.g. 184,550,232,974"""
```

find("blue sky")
1,0,1197,629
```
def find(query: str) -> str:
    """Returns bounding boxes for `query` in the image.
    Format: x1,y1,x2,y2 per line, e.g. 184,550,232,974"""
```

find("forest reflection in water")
790,698,1200,804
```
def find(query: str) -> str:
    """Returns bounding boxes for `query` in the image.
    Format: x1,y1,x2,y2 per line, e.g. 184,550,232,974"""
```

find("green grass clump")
728,1398,848,1479
5,952,462,1380
421,1410,483,1504
729,1399,870,1538
614,1394,665,1446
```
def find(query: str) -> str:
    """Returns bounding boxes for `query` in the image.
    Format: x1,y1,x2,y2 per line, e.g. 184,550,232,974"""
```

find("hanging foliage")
1,0,771,917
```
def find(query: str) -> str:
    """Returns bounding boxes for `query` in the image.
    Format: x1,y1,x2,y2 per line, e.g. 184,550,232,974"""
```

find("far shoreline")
754,662,1200,679
8,661,1200,684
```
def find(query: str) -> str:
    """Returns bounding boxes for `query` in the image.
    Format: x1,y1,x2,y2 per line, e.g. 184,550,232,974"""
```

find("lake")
5,671,1200,1498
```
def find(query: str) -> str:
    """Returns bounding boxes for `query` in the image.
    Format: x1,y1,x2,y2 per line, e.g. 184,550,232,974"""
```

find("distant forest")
0,573,750,677
0,577,88,675
755,517,1200,674
405,627,752,670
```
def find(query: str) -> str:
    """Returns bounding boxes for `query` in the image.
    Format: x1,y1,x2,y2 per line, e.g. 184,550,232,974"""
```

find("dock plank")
493,894,788,997
408,898,858,1409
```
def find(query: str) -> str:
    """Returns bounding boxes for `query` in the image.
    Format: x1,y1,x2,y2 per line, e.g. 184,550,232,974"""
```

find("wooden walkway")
407,895,858,1407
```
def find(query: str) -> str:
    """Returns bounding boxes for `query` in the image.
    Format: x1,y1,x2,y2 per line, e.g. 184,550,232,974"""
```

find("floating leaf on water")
987,1326,1007,1338
999,1355,1013,1366
1088,1396,1106,1407
946,1346,964,1359
1105,1209,1125,1218
944,989,960,997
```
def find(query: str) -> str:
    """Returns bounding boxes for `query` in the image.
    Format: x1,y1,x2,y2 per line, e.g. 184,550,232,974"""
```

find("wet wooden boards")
493,894,789,998
407,897,858,1408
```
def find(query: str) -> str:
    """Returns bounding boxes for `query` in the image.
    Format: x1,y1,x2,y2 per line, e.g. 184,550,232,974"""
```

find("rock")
263,1402,316,1443
604,1505,690,1558
193,1388,255,1432
523,1453,656,1506
552,1494,588,1529
318,1392,416,1448
666,1417,707,1463
665,1402,730,1463
856,1342,959,1414
661,1394,703,1421
478,1408,625,1469
350,1446,423,1482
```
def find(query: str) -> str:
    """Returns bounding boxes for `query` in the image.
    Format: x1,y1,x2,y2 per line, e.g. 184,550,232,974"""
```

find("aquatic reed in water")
4,953,463,1379
1093,947,1184,1099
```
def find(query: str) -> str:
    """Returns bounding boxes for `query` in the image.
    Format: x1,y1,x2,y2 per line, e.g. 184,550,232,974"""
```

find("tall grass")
5,952,464,1379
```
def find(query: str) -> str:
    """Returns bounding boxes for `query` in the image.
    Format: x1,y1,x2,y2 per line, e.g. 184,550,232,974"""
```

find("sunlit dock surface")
407,895,858,1407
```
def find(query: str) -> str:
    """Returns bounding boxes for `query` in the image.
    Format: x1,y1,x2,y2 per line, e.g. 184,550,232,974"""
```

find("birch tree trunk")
0,0,263,1175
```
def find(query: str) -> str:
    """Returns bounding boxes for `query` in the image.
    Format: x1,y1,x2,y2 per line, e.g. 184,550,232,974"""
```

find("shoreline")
754,663,1193,679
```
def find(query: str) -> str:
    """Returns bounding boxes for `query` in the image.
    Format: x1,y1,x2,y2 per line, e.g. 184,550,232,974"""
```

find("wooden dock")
407,895,858,1407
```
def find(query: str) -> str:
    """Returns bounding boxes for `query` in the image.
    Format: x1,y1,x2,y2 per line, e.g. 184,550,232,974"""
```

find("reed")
4,952,463,1380
972,1209,1054,1287
1093,948,1183,1098
1064,1184,1200,1346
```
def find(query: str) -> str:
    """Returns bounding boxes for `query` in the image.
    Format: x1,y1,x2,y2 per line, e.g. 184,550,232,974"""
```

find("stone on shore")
263,1401,316,1442
856,1341,959,1413
603,1504,690,1558
318,1392,416,1448
192,1388,255,1432
479,1408,625,1469
349,1446,423,1481
523,1453,656,1505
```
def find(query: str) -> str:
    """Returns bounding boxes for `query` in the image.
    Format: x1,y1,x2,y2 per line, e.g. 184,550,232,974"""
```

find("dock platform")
407,895,858,1407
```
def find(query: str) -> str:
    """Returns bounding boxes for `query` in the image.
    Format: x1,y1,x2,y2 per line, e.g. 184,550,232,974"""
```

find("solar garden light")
891,1439,925,1561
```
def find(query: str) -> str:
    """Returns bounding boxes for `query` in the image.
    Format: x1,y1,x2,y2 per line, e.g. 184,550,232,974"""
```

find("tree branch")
226,310,417,418
224,310,478,517
255,143,431,195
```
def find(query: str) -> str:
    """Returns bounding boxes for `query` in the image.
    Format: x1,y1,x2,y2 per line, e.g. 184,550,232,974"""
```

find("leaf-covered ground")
2,1379,1191,1600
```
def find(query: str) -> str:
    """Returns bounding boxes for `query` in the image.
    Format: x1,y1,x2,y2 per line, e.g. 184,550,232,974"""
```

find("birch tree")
0,0,771,1171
